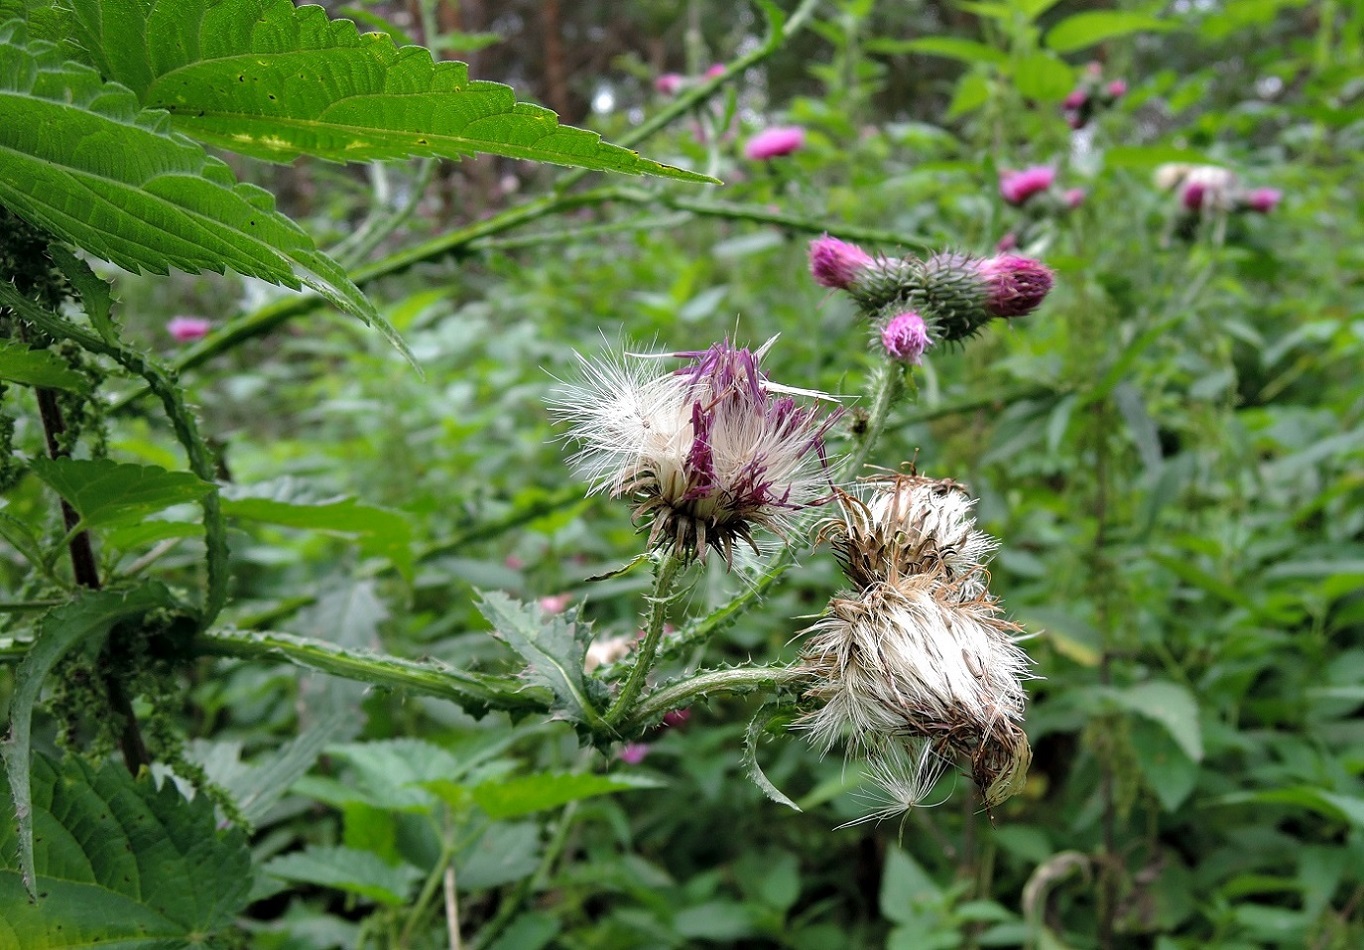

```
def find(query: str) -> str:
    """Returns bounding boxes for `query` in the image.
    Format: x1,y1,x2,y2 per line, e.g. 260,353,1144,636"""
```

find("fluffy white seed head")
551,339,840,565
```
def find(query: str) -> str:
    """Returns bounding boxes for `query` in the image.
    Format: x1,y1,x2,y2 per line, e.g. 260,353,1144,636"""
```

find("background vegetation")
2,0,1362,948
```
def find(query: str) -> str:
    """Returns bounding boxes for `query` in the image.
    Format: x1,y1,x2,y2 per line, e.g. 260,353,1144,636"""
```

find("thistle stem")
604,553,685,727
631,664,804,725
842,361,908,480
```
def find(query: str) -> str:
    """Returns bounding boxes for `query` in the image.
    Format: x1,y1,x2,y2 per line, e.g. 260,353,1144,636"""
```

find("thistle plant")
541,235,1054,823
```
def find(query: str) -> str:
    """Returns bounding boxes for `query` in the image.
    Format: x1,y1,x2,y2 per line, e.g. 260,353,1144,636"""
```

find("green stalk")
604,553,685,727
630,664,804,726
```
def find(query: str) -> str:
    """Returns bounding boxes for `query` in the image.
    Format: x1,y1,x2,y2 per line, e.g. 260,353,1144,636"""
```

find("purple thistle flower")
881,312,931,364
654,73,684,95
618,743,650,764
552,339,841,566
1244,187,1281,213
809,234,874,290
975,255,1055,319
999,166,1055,206
744,126,805,160
1064,188,1087,210
167,316,211,342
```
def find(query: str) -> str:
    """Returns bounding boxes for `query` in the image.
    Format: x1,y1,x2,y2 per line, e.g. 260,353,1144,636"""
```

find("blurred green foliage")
3,0,1364,947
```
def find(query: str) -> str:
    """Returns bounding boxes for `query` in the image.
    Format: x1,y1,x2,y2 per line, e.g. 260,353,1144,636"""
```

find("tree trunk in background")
543,0,569,119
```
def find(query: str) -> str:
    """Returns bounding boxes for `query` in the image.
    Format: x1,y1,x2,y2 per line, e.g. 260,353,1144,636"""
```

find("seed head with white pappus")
798,474,1034,813
552,339,840,566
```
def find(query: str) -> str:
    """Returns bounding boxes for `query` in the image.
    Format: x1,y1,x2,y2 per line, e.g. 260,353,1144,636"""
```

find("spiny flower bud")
976,255,1054,319
880,311,930,364
999,166,1055,206
846,255,917,311
552,338,841,567
809,234,873,290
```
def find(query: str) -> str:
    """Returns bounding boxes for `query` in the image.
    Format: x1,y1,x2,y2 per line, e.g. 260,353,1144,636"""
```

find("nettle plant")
0,0,1056,944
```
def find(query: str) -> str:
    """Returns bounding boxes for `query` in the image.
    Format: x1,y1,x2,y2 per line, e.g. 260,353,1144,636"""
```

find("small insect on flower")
551,339,841,567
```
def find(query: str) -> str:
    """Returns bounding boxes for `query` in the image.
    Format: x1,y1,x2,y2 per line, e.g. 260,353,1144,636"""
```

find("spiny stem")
842,361,908,480
605,553,685,727
631,664,804,725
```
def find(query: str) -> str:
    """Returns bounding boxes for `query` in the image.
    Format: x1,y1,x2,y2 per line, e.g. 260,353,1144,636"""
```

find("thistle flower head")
809,234,874,290
975,255,1055,319
1063,89,1088,110
552,339,840,566
999,166,1055,206
654,73,684,95
744,125,805,160
167,316,211,342
1064,187,1087,210
880,311,931,364
1243,187,1281,213
798,473,1034,813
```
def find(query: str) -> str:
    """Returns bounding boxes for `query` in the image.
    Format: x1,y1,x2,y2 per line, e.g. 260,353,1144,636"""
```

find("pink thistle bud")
1085,61,1104,77
1066,112,1085,130
881,312,931,364
1063,89,1088,110
809,234,873,290
538,593,572,615
996,232,1018,252
1064,188,1086,210
654,73,684,95
999,166,1055,206
976,255,1055,319
1105,79,1127,99
1182,181,1207,211
662,709,691,728
618,743,650,765
504,554,525,570
1245,187,1281,213
704,64,726,79
744,125,805,160
167,316,211,342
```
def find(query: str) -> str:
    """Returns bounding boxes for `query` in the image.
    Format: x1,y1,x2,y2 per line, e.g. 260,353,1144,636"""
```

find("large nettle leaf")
0,23,410,360
67,0,712,182
0,753,252,948
29,456,213,530
0,583,182,899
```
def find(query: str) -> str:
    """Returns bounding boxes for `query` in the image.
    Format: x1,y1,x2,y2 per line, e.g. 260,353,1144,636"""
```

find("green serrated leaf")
1112,680,1203,763
0,753,252,947
1011,52,1075,103
1044,11,1174,53
471,770,664,820
47,245,117,342
73,0,710,183
743,704,802,812
222,478,413,580
264,845,422,906
0,339,88,392
28,456,212,530
869,37,1008,66
478,590,602,728
0,583,179,899
0,25,413,364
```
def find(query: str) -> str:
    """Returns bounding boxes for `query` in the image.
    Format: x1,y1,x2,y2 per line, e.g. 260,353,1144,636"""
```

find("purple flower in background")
1105,79,1128,99
975,255,1055,319
552,339,840,565
1064,188,1087,210
881,312,931,364
662,708,691,728
1245,187,1282,213
809,234,873,290
654,73,684,95
618,743,650,764
704,63,727,80
538,593,572,615
999,166,1055,206
1063,89,1088,110
1182,181,1207,211
167,316,211,342
744,126,805,160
